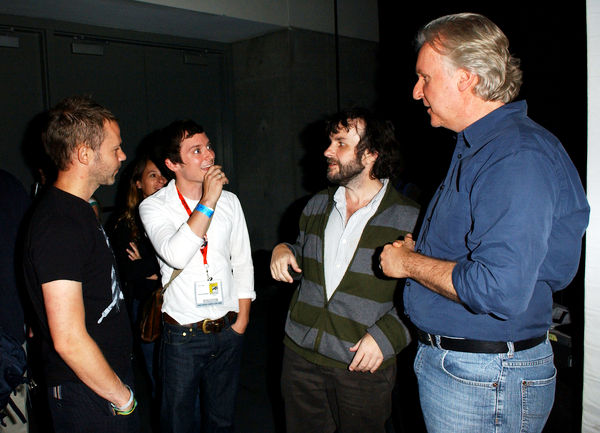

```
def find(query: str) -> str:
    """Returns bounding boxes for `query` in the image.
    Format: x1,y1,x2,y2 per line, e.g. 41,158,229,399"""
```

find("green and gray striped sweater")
283,182,420,369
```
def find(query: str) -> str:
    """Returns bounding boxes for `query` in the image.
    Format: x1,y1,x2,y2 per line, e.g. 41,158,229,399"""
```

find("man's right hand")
270,243,302,283
199,164,229,209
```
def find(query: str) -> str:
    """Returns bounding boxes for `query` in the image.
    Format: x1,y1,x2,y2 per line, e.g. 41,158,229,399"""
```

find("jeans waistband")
416,329,547,353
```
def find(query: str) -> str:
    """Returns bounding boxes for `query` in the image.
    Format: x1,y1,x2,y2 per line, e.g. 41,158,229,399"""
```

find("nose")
324,141,335,158
413,77,424,101
158,175,167,186
119,149,127,162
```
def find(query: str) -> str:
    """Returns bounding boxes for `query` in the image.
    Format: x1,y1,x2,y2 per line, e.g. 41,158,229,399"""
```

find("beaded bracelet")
195,203,215,218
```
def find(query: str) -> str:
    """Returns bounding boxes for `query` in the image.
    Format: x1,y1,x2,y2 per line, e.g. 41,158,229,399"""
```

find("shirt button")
427,217,432,222
440,184,445,190
406,281,411,287
457,154,462,159
417,249,422,253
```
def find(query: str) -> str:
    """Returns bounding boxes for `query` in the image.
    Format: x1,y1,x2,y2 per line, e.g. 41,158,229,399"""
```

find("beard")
326,155,365,186
91,152,119,186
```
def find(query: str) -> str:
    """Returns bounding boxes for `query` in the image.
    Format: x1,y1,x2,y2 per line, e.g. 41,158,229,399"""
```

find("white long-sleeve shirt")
139,179,255,324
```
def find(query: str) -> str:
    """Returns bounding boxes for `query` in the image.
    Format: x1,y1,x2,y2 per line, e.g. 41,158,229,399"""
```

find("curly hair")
416,13,523,103
325,107,401,180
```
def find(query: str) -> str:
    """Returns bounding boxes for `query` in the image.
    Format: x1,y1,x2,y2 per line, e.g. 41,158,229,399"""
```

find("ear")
362,149,379,165
135,180,143,189
457,68,478,93
76,144,92,165
164,158,178,173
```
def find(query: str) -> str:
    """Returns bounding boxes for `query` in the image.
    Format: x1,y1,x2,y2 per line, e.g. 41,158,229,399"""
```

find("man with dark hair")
379,13,589,432
139,120,254,433
22,96,137,432
270,108,419,433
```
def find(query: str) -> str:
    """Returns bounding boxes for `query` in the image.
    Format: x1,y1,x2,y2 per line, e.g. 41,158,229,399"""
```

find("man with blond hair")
23,96,137,432
380,13,589,432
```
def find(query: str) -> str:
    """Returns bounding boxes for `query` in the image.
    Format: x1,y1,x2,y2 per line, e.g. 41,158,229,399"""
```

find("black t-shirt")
23,186,132,385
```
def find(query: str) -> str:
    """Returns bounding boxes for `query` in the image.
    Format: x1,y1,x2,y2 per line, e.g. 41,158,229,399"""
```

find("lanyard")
176,186,211,281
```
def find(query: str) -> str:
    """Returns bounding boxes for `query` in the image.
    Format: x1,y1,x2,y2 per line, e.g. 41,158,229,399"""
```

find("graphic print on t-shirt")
97,226,124,324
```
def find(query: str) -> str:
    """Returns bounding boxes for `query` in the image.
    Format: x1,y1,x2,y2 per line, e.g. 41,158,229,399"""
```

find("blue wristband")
195,203,214,218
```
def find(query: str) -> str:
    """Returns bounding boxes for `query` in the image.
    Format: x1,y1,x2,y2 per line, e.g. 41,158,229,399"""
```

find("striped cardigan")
283,182,420,369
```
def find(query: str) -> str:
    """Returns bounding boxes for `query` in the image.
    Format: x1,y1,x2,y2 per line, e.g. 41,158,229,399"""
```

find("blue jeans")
414,339,556,433
160,318,244,433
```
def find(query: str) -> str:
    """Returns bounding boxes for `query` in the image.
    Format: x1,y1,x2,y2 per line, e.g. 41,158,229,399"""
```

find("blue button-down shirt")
404,101,590,341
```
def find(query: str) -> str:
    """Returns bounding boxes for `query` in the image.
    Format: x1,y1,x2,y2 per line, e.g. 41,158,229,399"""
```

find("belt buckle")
201,319,212,334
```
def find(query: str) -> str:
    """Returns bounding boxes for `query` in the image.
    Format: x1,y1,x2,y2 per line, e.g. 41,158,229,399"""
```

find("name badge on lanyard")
176,185,224,306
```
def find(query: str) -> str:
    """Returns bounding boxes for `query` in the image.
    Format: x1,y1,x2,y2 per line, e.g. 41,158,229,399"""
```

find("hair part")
43,95,117,171
159,120,205,175
416,12,523,103
325,107,401,180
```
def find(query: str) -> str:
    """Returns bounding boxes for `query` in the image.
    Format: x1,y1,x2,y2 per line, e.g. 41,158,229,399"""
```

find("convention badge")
194,279,223,306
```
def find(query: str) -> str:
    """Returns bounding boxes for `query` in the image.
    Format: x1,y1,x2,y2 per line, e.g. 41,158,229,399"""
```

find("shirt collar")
333,178,389,211
459,100,528,151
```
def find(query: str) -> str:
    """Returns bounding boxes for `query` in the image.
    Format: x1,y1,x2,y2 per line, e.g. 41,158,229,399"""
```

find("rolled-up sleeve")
452,150,558,319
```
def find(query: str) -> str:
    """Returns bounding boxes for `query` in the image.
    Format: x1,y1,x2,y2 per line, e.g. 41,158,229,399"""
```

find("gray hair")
416,13,522,103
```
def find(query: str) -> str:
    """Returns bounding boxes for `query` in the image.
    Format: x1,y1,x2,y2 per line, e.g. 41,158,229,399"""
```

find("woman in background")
110,155,166,396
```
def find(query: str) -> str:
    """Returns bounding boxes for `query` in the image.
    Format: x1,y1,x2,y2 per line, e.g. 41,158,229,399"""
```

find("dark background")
0,1,587,431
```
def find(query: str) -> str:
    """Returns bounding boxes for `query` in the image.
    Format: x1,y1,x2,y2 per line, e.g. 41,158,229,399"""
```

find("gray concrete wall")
232,28,379,251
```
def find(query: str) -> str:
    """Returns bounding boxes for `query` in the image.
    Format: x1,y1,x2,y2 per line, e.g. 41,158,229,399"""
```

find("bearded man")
270,107,419,433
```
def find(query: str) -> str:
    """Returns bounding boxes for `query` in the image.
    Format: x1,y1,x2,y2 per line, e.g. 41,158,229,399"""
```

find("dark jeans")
46,370,139,433
281,346,396,433
160,317,244,433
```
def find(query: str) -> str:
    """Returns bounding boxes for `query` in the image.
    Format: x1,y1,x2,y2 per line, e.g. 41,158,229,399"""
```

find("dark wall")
232,28,379,251
0,14,231,214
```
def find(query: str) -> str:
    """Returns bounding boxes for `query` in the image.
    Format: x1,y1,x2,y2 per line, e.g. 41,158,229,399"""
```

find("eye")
206,144,212,150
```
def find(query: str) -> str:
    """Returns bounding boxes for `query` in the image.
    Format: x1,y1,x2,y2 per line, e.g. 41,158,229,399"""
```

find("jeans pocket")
441,350,500,387
520,364,556,432
228,325,245,338
50,383,115,417
163,324,193,346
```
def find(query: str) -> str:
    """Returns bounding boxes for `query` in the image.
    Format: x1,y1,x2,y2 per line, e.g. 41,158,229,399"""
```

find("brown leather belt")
162,311,237,334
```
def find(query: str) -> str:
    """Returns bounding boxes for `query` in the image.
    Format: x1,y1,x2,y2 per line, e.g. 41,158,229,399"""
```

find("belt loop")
507,341,515,358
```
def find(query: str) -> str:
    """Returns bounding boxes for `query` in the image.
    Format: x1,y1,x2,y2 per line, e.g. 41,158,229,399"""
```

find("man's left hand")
348,333,383,373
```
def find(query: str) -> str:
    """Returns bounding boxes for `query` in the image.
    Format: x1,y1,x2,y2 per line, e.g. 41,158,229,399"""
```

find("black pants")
47,370,138,433
281,346,396,433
